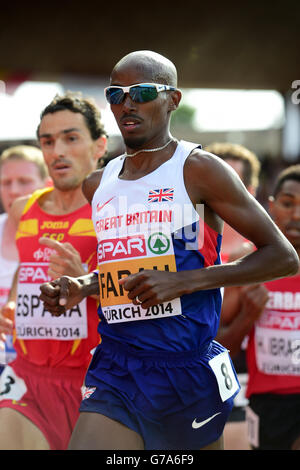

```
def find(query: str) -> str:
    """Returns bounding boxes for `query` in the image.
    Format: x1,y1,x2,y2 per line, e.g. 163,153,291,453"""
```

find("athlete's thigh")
200,434,224,450
224,421,250,450
0,408,50,450
68,412,144,450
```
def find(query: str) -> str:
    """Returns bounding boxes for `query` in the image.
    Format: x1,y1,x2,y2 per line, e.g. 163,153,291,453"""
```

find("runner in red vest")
246,165,300,450
0,92,107,450
213,164,300,450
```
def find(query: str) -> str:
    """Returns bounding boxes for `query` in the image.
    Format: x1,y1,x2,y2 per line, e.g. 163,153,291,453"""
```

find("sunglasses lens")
106,88,124,104
131,85,158,103
106,85,159,104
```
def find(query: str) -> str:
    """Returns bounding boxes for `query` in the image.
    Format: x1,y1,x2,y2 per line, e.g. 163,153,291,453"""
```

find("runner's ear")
94,136,107,162
168,89,182,112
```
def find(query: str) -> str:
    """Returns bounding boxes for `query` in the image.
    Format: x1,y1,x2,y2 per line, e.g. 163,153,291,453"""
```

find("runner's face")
0,160,45,212
39,110,99,191
109,65,171,150
269,180,300,251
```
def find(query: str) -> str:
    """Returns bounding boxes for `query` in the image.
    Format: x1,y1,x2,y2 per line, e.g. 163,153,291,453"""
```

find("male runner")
0,92,107,449
244,165,300,450
40,51,299,450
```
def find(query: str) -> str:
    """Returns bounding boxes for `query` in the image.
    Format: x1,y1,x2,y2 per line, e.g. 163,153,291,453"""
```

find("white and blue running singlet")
92,140,223,352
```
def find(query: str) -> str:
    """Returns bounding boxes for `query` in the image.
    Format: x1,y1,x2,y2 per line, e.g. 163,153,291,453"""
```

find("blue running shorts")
80,337,240,449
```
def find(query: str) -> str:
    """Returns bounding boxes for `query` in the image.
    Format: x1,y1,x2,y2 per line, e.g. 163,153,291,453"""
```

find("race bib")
15,263,88,340
0,366,27,401
209,350,240,402
98,231,182,323
255,322,300,375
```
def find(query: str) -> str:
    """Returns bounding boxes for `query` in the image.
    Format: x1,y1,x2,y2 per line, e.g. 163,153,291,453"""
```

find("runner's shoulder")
184,148,245,202
10,195,31,224
186,147,239,177
82,169,104,205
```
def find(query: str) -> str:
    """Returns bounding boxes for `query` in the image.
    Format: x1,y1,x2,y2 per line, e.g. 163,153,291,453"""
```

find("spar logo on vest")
147,188,174,203
98,235,147,263
19,264,51,283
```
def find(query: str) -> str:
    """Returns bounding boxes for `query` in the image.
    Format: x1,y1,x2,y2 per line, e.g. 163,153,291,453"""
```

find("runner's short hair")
273,164,300,198
37,91,107,141
0,145,48,179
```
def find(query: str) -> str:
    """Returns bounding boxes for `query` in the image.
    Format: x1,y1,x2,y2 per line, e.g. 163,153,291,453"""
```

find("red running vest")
14,187,100,368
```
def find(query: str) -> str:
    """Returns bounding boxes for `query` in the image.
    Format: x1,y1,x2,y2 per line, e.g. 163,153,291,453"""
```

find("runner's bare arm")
10,195,30,229
6,266,20,304
216,284,269,356
216,242,268,355
0,197,29,338
184,149,299,284
0,266,20,341
39,237,87,278
119,150,299,308
0,311,13,342
39,150,299,314
38,237,99,302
